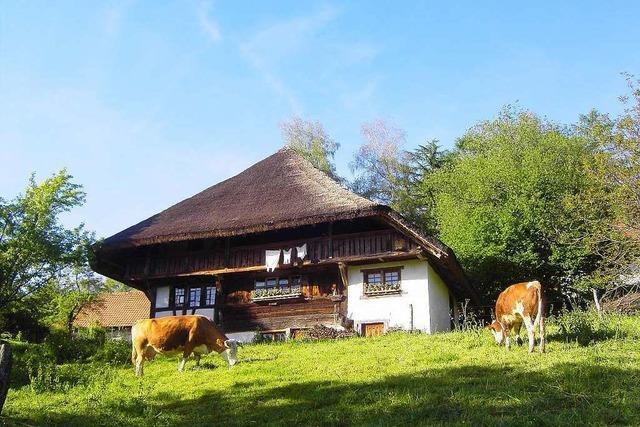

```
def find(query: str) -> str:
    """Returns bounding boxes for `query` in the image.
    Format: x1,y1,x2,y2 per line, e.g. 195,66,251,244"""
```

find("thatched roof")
102,147,386,249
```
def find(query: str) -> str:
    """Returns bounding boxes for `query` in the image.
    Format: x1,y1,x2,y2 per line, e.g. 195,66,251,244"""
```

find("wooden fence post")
0,343,12,414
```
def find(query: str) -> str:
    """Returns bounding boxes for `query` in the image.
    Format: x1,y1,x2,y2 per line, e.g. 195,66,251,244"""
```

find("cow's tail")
532,281,546,353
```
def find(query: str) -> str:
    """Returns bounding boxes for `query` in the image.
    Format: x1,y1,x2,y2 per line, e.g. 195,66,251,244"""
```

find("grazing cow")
488,280,545,353
131,315,238,376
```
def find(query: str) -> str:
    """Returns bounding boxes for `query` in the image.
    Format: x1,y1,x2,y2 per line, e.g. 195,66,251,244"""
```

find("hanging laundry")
296,243,307,261
265,249,281,272
282,249,292,264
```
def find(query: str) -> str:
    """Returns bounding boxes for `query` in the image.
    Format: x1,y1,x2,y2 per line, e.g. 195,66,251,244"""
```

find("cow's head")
487,321,504,345
220,339,238,366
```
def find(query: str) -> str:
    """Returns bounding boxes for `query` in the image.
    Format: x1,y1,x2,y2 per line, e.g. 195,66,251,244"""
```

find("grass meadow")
3,315,640,426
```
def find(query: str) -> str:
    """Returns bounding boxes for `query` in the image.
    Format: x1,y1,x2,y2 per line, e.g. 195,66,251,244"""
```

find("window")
278,278,289,292
174,287,185,307
189,287,201,308
384,270,400,287
290,276,303,294
205,286,216,306
363,268,402,295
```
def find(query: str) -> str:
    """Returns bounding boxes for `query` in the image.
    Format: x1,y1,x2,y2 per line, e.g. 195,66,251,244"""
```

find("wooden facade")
139,224,423,334
123,229,418,281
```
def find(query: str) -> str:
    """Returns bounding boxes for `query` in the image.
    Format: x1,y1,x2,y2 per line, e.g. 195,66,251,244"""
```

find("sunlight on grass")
4,320,640,426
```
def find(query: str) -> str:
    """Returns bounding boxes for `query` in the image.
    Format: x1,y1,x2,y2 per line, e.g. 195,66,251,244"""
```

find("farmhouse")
91,148,479,340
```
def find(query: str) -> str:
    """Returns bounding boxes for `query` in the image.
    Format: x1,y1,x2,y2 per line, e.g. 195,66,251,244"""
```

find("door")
362,322,385,337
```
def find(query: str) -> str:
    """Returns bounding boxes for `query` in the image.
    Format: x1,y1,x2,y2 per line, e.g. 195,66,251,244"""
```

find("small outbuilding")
91,148,479,341
74,290,150,340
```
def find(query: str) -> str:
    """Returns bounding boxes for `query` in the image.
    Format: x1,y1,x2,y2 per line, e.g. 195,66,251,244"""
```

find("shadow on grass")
9,363,639,426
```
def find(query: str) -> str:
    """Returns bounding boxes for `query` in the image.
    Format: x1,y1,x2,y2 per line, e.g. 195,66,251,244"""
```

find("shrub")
44,327,107,364
91,339,131,366
8,340,56,387
551,309,626,345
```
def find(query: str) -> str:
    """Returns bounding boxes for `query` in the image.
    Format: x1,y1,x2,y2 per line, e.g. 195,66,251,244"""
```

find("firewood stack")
306,325,356,340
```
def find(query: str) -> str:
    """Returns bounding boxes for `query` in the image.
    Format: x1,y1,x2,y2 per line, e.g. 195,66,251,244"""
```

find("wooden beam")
338,262,349,288
381,212,445,258
224,238,230,267
328,222,333,258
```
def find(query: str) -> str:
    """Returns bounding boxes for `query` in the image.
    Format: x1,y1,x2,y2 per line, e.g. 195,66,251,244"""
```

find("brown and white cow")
131,315,238,376
488,280,545,353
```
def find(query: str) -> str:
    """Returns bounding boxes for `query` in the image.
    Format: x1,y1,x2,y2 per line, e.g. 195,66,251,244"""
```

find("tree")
48,261,104,334
393,141,453,234
350,120,451,234
424,108,617,302
576,73,640,307
0,170,90,310
350,119,407,205
280,117,341,180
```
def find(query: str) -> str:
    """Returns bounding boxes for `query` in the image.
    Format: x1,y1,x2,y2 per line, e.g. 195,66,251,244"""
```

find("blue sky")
2,1,639,238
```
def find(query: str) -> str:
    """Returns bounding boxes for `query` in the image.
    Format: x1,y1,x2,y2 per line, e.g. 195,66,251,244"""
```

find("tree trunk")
0,343,12,414
592,288,603,319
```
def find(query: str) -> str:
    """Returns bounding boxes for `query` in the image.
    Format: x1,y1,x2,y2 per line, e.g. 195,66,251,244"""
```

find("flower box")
251,287,302,302
363,284,401,296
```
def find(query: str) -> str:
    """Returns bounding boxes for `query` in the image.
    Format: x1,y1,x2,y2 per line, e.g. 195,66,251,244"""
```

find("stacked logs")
305,325,355,340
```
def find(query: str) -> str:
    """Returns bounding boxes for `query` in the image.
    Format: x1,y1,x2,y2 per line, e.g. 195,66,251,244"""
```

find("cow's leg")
513,322,524,346
135,351,145,377
132,342,146,377
179,343,195,372
538,314,546,353
194,353,201,367
504,327,511,350
523,315,535,353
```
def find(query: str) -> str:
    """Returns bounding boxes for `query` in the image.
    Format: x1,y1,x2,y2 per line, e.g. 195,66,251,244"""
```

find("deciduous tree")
280,117,341,181
0,170,90,310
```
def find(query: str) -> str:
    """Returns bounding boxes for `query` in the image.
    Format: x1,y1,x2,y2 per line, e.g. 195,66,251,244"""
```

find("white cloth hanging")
296,243,307,261
282,249,292,264
265,249,281,272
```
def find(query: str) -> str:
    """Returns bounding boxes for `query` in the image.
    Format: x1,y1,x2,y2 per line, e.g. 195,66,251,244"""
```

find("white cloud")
197,0,222,43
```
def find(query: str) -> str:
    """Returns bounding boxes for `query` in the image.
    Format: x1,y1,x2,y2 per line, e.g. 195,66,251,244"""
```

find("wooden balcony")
125,229,419,280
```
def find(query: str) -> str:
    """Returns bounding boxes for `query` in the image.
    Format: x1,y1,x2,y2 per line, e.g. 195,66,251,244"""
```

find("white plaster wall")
427,264,451,333
227,331,257,343
193,308,215,320
347,259,451,334
347,259,430,332
155,286,170,309
155,310,174,318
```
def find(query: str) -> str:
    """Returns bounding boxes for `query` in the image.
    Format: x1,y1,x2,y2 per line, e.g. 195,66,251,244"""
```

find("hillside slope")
4,318,640,426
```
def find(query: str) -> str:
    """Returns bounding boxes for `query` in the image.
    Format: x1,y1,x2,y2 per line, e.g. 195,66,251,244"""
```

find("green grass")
3,317,640,426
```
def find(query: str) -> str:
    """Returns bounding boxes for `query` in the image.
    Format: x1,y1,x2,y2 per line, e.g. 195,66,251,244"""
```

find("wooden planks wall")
125,230,415,279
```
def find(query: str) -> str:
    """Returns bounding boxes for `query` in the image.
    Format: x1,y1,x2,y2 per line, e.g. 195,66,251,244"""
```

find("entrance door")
361,322,385,337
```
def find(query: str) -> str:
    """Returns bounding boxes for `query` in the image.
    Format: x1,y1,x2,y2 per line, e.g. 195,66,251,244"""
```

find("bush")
44,327,107,364
91,339,131,366
8,326,128,390
9,340,57,387
551,309,626,345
